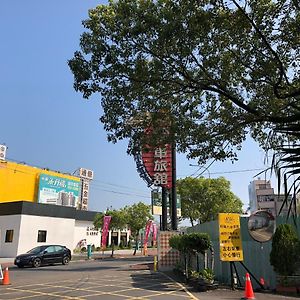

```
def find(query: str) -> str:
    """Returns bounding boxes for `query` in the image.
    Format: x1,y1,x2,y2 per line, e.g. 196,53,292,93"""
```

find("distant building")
248,179,299,216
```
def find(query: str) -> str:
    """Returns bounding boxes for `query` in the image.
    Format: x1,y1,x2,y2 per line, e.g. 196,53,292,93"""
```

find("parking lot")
1,257,299,300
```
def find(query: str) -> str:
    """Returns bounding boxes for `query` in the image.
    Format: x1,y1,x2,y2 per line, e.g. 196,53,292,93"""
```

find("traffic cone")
2,267,11,285
241,273,255,299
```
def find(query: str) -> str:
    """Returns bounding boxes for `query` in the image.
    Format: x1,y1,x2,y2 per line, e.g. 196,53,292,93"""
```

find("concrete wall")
73,220,101,250
17,215,75,256
0,215,21,257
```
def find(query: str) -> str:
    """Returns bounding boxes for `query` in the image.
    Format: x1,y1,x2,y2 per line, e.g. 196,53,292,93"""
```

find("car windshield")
27,246,43,254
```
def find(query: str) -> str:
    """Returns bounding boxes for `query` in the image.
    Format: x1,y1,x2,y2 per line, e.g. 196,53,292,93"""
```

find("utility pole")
161,187,168,231
171,143,177,230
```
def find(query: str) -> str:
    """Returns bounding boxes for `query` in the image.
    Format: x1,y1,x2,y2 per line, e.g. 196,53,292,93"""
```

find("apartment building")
248,179,298,216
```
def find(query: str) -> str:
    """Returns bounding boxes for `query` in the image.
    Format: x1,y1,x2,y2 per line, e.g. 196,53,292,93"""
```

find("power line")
187,167,267,177
89,185,150,199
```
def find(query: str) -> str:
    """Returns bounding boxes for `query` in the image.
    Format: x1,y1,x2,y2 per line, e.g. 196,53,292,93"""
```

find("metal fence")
186,216,300,289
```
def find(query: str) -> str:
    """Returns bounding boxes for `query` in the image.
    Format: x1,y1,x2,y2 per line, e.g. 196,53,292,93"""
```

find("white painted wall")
73,220,101,250
0,214,131,258
0,215,21,257
17,215,75,256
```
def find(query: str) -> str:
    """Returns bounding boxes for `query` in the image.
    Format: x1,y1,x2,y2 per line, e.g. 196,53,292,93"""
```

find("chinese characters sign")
0,144,7,161
142,145,172,188
78,168,94,210
219,213,244,262
79,168,94,180
38,174,80,208
80,180,90,211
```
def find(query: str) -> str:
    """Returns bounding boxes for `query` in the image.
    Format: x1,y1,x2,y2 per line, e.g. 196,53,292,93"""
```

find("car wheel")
32,258,41,268
17,264,24,268
62,256,70,265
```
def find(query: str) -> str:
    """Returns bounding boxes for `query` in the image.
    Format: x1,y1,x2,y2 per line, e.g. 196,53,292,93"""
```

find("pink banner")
101,216,112,248
152,223,157,243
143,220,153,247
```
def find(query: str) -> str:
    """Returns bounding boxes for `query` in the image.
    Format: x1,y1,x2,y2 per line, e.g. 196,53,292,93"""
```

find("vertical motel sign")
219,213,244,262
0,144,7,161
79,168,94,211
141,144,172,189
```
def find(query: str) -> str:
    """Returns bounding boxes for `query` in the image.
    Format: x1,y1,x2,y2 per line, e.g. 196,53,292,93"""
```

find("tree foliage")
124,202,153,236
270,224,300,276
93,209,127,232
123,202,153,254
177,176,243,226
69,0,300,164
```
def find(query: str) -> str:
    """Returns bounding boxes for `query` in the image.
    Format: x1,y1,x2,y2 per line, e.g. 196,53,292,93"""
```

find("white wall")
73,220,101,250
17,215,75,256
0,215,21,257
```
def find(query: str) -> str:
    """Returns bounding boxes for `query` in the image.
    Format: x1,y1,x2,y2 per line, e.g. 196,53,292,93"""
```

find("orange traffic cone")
241,273,255,299
2,267,11,285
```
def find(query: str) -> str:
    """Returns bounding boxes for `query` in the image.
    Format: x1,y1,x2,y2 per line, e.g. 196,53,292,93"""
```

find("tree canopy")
177,176,243,226
69,0,300,164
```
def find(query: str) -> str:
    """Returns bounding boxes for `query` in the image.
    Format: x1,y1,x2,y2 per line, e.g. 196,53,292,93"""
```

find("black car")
14,245,71,268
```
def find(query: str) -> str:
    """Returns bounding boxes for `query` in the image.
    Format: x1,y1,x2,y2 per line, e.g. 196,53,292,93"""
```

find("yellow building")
0,160,80,204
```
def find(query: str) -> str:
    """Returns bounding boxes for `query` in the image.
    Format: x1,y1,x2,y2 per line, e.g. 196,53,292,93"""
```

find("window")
55,246,63,252
37,230,47,243
5,230,14,243
45,246,56,253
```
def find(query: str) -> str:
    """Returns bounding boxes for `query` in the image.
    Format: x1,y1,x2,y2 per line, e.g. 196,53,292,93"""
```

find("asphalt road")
0,257,298,299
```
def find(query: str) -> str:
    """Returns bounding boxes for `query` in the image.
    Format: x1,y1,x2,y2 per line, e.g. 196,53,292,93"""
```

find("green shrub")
270,224,300,276
185,233,211,254
169,235,186,252
199,268,215,282
169,233,211,254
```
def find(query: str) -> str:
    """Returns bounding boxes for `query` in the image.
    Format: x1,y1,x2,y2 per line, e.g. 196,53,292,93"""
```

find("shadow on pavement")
11,264,119,273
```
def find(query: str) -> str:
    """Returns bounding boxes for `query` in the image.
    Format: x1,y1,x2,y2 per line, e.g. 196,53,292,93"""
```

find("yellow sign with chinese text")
219,213,243,261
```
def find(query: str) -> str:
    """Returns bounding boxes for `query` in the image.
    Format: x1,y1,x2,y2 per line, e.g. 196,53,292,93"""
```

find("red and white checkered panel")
158,231,180,270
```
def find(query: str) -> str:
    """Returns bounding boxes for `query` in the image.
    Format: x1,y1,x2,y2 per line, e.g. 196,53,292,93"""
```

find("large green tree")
177,177,243,226
123,202,153,255
69,0,300,165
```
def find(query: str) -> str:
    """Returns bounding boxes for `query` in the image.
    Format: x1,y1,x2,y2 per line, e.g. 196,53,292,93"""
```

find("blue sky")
0,1,274,218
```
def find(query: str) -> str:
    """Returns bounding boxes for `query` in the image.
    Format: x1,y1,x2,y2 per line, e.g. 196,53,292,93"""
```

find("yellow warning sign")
219,213,243,261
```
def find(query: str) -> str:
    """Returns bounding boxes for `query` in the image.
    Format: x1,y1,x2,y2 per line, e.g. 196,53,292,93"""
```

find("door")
43,246,57,264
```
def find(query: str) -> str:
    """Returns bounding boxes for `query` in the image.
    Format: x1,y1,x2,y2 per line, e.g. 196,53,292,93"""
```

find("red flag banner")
101,216,112,249
152,223,157,245
143,220,153,249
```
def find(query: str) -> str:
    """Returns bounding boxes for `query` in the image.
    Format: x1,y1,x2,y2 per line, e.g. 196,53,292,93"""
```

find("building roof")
0,201,100,221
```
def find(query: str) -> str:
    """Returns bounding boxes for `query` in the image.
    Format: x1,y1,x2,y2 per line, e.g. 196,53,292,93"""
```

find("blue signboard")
38,173,81,208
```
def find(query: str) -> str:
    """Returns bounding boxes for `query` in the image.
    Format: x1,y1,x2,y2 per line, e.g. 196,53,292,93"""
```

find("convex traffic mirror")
248,211,275,243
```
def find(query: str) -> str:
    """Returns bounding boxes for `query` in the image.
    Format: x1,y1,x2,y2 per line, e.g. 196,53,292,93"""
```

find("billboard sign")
38,173,81,208
142,145,172,188
219,213,244,262
151,190,181,216
79,168,94,180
